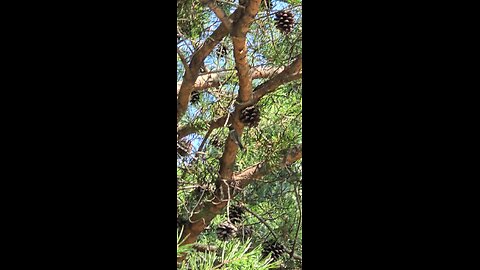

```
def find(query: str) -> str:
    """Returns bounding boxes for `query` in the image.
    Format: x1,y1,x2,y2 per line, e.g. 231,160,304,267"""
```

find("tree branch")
231,0,261,102
177,47,191,77
177,124,199,140
177,114,229,140
201,0,232,30
192,243,218,252
252,54,302,103
177,8,243,123
176,66,285,95
233,54,303,110
243,206,278,240
281,144,303,168
234,144,302,187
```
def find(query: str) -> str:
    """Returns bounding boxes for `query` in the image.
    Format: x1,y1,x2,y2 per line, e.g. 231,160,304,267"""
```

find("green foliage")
177,0,210,40
177,227,193,260
285,0,302,5
178,239,281,270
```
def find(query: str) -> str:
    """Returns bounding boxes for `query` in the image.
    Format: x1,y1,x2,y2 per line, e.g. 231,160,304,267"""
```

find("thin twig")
177,47,191,77
290,183,302,259
242,205,278,241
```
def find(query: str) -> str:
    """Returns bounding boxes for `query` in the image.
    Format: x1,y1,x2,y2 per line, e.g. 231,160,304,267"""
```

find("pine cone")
239,105,261,127
229,205,245,224
177,216,188,230
274,10,295,34
263,240,287,261
216,221,238,241
216,44,228,57
190,90,200,104
210,137,221,147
